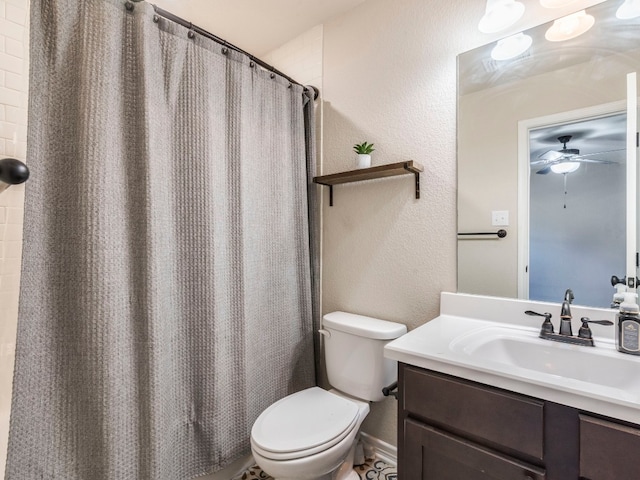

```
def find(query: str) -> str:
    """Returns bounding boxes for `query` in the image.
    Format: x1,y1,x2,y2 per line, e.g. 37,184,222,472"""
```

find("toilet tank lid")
322,311,407,340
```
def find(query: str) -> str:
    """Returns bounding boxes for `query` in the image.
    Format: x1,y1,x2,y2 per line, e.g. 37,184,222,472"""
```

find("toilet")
250,311,407,480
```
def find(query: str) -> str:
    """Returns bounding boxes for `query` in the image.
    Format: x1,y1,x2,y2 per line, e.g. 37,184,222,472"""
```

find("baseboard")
358,432,397,467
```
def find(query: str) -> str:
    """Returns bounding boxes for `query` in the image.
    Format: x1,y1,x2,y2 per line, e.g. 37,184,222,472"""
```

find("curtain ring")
221,47,228,55
270,73,276,79
249,61,255,68
153,15,159,23
125,1,134,11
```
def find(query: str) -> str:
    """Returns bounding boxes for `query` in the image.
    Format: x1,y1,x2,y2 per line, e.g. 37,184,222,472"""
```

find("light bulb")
545,10,595,42
491,33,533,60
478,0,526,34
550,162,580,174
616,0,640,19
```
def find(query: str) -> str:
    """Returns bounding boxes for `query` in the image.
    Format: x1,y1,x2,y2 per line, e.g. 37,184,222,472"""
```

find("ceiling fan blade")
531,155,563,167
530,159,548,167
537,150,563,161
575,158,616,165
531,137,624,170
573,148,625,158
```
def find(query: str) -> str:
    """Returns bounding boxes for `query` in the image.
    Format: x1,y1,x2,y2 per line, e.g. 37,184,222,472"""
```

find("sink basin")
450,326,640,392
383,293,640,425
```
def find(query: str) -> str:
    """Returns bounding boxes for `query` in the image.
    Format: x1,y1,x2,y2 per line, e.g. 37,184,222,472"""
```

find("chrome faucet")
525,289,613,347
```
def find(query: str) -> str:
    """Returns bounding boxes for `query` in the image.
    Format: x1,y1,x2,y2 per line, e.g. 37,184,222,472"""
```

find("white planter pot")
357,154,372,169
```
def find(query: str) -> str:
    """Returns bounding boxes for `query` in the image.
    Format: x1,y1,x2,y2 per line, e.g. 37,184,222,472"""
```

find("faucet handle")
525,310,551,317
525,310,554,334
578,317,614,339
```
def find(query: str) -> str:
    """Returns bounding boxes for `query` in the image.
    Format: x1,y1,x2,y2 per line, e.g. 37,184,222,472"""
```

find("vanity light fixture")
478,0,526,34
491,32,533,60
540,0,577,8
616,0,640,19
545,10,595,42
550,161,580,174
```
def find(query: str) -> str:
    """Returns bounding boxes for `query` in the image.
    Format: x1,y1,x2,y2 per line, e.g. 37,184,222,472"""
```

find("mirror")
457,0,640,308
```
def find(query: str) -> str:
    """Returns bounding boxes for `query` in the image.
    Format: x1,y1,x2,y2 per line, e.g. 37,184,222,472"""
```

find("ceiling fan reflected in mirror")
530,135,620,175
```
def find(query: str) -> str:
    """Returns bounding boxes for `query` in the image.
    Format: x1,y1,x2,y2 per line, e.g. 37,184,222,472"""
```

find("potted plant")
353,141,375,169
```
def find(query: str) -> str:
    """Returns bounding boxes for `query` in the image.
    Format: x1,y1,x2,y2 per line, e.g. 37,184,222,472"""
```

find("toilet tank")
322,311,407,402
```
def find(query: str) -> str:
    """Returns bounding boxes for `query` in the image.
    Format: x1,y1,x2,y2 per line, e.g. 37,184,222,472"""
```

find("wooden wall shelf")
313,161,423,206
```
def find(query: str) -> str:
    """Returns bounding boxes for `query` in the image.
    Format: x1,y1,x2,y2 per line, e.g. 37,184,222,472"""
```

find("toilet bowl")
250,312,407,480
251,388,369,480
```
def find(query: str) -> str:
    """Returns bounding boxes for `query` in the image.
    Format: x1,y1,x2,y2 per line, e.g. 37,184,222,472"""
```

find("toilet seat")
251,387,360,461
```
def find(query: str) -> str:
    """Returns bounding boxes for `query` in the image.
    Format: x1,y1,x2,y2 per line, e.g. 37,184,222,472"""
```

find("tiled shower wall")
0,0,29,476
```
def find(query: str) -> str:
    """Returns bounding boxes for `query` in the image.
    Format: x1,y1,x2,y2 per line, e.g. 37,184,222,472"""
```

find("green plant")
353,141,375,155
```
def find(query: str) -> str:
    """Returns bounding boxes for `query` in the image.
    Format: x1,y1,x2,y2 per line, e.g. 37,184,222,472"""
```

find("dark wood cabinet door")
403,418,546,480
402,366,545,462
579,415,640,480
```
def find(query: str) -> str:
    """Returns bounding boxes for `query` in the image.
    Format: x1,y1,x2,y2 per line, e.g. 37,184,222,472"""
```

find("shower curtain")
6,0,318,478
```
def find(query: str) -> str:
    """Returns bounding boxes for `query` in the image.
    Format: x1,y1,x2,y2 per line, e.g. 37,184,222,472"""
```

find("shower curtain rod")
138,2,319,100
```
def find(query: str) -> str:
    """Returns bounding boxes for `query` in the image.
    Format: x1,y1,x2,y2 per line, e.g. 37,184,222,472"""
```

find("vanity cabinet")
398,363,640,480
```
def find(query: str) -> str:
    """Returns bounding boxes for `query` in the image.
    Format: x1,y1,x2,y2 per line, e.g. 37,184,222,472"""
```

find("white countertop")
384,292,640,425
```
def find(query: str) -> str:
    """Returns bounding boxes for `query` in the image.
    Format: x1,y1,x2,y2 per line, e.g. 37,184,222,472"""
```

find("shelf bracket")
329,185,333,207
410,164,420,200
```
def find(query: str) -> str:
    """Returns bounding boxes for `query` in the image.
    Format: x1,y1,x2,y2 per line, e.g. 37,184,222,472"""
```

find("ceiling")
150,0,367,57
149,0,607,70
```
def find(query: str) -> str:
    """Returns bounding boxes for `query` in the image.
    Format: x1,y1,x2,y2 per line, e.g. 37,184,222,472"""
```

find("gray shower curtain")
6,0,318,478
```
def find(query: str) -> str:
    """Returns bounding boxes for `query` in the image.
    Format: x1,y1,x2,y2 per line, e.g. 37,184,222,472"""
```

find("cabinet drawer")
402,366,545,461
404,418,545,480
580,415,640,480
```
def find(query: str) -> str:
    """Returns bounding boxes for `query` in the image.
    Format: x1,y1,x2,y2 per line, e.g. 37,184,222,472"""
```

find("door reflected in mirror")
527,112,626,308
457,0,640,308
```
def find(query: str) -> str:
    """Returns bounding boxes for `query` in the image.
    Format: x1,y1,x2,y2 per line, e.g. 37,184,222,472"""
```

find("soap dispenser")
611,283,627,309
616,292,640,355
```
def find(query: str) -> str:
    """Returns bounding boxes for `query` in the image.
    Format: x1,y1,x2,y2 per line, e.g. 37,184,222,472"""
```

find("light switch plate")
492,210,509,226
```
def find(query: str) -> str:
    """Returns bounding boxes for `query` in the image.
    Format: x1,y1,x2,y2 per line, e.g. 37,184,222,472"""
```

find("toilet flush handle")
318,329,331,338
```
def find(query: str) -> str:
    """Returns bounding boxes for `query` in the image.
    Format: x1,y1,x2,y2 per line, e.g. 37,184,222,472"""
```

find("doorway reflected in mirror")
527,113,626,308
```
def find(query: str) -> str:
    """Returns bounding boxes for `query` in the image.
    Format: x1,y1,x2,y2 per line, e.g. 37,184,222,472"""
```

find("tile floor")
232,458,397,480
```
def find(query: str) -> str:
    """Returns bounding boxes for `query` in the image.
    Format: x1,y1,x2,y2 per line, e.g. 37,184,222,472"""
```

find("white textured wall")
0,0,29,477
319,0,607,444
320,0,476,445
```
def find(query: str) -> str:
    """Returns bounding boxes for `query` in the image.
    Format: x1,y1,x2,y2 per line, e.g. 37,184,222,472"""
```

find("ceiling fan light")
540,0,577,8
478,0,526,34
616,0,640,19
545,10,595,42
491,32,533,60
551,161,581,174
